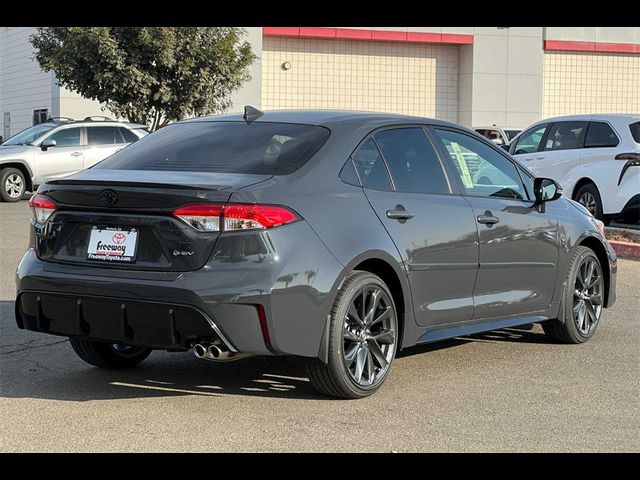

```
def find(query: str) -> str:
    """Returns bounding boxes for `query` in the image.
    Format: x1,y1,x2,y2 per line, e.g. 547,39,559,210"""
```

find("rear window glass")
584,122,619,148
631,122,640,143
118,127,140,143
95,122,331,175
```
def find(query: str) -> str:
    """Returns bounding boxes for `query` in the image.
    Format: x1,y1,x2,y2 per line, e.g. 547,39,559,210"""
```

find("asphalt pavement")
1,200,638,452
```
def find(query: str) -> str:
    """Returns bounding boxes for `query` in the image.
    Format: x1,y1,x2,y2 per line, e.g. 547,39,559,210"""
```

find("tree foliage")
31,27,256,131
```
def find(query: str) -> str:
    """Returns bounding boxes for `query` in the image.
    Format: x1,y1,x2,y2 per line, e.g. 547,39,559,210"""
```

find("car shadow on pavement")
465,325,553,345
2,294,551,403
1,346,330,401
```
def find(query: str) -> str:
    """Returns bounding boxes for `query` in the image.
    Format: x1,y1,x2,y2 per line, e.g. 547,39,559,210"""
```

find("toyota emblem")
112,233,126,244
99,189,118,205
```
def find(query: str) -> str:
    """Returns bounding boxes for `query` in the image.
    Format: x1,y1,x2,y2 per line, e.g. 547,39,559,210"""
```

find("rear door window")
373,128,450,194
584,121,619,148
87,126,119,146
544,122,588,151
95,122,331,175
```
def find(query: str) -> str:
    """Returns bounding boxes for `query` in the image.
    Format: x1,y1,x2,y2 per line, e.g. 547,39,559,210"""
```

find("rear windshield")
95,121,331,175
630,122,640,143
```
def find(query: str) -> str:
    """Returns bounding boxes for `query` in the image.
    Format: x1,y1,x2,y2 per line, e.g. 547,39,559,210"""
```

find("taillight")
173,203,299,232
616,152,640,185
173,204,224,232
29,194,57,224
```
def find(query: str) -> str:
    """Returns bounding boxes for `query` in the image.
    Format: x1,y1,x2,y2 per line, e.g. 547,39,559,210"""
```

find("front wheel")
0,167,26,202
69,337,152,368
305,271,398,399
542,246,604,344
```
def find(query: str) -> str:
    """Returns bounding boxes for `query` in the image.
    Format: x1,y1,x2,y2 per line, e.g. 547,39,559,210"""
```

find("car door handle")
535,156,545,160
477,212,500,225
386,208,415,220
70,152,82,157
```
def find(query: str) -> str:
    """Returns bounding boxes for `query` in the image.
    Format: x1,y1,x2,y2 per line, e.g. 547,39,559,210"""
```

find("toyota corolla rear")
15,119,344,359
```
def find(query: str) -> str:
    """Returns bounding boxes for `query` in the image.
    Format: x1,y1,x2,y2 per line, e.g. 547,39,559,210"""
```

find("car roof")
533,113,640,124
182,109,463,129
43,120,147,129
474,126,522,130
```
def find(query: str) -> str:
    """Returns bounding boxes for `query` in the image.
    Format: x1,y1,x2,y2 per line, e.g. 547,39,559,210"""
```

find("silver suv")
0,117,148,202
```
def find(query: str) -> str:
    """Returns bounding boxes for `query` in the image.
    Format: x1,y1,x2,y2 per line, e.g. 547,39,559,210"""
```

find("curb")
609,240,640,261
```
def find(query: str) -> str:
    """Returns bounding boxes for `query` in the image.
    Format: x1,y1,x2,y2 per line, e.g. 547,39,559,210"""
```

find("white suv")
0,117,148,202
509,114,640,224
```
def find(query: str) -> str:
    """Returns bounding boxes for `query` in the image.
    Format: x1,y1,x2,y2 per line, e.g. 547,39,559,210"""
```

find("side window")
584,122,619,148
630,122,640,143
339,159,360,186
352,138,393,191
46,127,81,147
434,128,526,200
374,128,450,194
87,127,118,146
513,124,547,155
118,127,139,143
544,121,587,151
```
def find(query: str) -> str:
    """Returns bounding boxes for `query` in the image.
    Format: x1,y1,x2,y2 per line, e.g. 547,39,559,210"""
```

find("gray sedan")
15,109,616,398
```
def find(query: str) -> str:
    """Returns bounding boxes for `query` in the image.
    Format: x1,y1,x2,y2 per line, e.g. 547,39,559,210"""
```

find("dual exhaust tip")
193,342,243,362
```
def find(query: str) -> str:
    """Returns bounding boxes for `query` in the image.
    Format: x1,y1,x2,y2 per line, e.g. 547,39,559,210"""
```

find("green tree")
31,27,256,131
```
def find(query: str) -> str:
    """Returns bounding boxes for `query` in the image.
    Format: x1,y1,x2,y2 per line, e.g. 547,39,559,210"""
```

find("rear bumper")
15,221,344,357
16,290,236,351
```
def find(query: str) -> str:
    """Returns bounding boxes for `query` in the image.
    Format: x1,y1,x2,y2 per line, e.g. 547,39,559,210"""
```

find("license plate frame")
87,227,139,264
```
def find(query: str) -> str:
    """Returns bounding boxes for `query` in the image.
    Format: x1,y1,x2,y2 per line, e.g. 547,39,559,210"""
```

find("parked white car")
509,114,640,224
474,125,522,147
0,117,148,202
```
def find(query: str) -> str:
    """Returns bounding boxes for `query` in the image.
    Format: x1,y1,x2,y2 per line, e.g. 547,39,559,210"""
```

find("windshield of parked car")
504,130,521,141
95,121,331,175
2,123,57,146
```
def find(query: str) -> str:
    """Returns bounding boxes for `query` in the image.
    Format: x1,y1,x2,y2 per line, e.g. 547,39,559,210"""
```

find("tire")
0,167,26,202
575,183,606,223
69,337,152,369
305,271,399,399
542,246,605,344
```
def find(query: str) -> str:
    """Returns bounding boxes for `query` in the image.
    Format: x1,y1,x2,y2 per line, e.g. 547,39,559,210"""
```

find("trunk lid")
36,169,271,272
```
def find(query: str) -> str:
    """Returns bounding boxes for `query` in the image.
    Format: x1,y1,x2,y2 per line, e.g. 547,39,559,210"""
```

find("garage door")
262,36,459,122
543,51,640,117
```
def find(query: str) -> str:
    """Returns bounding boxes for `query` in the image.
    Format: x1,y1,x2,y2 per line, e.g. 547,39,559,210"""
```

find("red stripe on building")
263,27,473,45
299,27,337,38
544,40,640,54
336,28,372,41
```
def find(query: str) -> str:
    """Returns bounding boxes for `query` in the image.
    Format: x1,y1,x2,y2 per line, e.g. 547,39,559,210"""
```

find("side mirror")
534,177,563,203
41,139,56,151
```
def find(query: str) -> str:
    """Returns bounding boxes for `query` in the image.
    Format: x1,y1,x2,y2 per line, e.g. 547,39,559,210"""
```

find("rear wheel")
69,337,152,368
305,271,398,399
0,167,26,202
542,246,604,344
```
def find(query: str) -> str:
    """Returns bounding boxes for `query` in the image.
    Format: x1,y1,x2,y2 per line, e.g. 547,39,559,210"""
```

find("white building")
1,26,639,139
